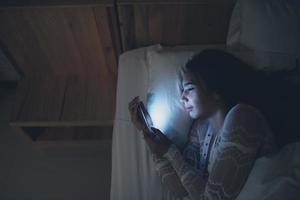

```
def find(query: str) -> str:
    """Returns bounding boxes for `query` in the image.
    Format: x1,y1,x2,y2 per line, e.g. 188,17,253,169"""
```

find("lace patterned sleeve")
152,154,188,198
164,145,208,199
164,104,272,200
162,121,209,199
152,120,207,198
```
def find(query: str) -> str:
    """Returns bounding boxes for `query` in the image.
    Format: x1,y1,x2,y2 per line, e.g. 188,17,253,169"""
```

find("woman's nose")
180,92,188,103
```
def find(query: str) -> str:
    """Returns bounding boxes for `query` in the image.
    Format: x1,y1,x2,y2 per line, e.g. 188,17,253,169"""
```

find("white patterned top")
153,104,276,200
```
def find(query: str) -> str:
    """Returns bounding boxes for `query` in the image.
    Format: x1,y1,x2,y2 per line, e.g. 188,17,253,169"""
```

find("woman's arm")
164,144,208,199
152,121,207,198
152,154,188,197
164,104,270,200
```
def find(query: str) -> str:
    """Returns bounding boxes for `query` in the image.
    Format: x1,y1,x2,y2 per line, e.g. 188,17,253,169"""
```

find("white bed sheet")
110,45,169,200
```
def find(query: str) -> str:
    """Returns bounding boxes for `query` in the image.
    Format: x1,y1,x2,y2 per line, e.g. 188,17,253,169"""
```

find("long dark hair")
184,49,300,148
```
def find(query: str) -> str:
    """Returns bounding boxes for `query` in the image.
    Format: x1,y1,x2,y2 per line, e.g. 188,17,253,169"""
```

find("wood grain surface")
118,0,236,5
118,1,236,51
0,0,113,7
0,6,118,137
0,0,237,141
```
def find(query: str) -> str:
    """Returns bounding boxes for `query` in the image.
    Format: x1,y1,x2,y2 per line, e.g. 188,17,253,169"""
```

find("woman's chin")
189,112,200,119
190,110,207,120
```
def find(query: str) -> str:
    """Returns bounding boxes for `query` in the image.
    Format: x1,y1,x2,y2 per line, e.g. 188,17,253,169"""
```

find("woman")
128,49,277,200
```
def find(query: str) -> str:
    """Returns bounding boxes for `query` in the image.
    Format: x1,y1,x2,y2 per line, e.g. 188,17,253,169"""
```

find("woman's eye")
186,87,194,91
182,88,194,95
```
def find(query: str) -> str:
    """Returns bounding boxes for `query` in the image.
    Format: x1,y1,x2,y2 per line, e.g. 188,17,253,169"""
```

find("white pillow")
115,46,154,121
146,45,225,148
227,0,300,54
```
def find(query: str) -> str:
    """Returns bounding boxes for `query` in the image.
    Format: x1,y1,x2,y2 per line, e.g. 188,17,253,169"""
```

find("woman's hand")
128,96,147,131
144,127,172,157
128,97,172,156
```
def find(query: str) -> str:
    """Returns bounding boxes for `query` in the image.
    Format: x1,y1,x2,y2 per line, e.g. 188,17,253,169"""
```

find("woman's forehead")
181,71,208,92
182,72,198,84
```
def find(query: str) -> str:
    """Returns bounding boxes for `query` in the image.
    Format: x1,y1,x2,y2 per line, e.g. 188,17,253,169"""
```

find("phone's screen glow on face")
147,96,170,132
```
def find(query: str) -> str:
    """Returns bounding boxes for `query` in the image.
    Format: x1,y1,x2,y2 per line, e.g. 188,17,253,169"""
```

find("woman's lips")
185,107,193,112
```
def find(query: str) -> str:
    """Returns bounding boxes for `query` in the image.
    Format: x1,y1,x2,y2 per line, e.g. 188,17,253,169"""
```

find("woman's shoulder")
222,103,270,138
226,103,266,122
228,103,263,114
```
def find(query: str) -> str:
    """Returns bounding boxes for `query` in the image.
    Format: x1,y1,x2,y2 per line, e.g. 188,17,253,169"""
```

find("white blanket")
237,142,300,200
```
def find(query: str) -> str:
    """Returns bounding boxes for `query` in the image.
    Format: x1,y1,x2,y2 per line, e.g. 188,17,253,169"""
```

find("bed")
110,0,300,199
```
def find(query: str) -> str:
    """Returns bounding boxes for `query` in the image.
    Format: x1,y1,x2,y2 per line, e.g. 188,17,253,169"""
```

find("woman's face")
180,72,217,119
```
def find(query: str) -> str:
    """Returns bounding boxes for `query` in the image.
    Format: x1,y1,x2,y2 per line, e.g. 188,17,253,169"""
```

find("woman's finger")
128,102,137,111
128,99,140,115
128,103,139,119
151,127,170,144
143,132,156,146
151,127,164,136
128,96,140,107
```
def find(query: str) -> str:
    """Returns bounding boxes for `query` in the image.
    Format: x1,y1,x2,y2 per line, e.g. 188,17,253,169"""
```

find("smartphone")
137,101,155,136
